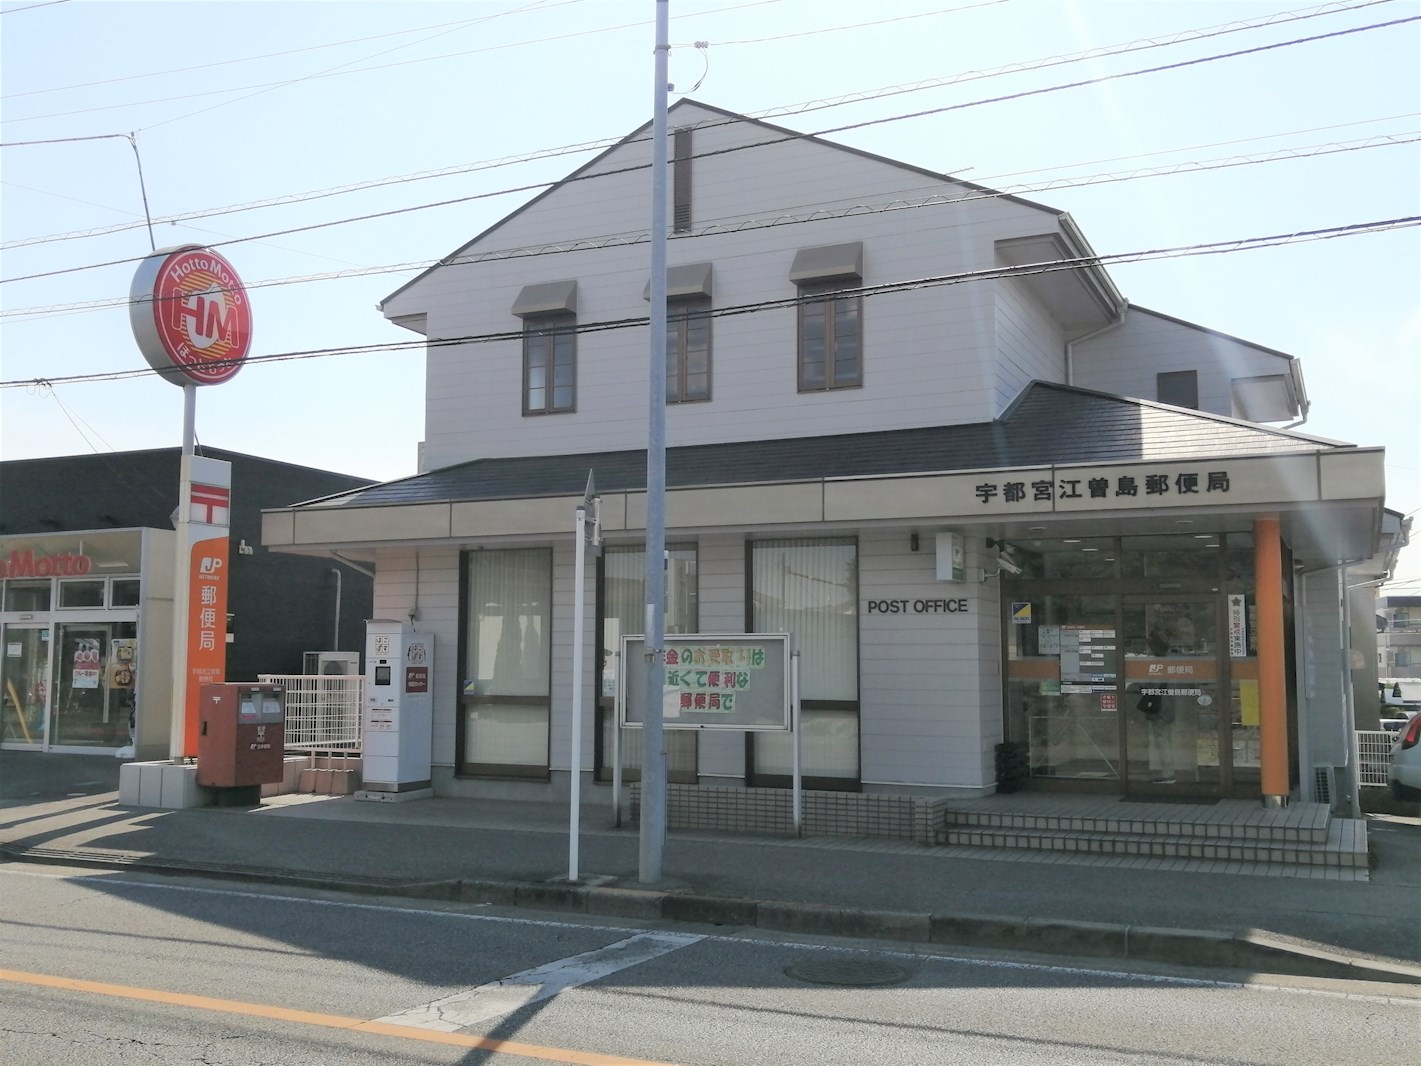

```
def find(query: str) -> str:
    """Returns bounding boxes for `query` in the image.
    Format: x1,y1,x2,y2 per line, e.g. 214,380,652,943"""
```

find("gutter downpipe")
1340,564,1362,818
331,567,342,652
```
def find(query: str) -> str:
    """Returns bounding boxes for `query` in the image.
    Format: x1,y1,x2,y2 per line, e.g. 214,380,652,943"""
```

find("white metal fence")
260,674,363,753
1356,730,1396,789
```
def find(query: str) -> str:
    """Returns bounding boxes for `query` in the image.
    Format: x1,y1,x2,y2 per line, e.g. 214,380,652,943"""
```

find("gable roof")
377,99,1074,314
287,382,1350,512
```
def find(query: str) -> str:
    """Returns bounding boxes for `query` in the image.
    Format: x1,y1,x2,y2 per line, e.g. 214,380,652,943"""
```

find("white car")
1389,713,1421,801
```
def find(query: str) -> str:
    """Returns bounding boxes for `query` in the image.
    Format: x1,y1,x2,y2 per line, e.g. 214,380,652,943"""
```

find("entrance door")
1122,597,1225,794
50,623,126,749
1,624,52,747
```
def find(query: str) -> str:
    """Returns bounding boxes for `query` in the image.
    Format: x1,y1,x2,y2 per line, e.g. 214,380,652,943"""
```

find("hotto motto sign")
130,244,252,386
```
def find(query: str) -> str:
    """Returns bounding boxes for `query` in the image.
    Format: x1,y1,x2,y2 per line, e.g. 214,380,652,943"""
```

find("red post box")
196,683,285,792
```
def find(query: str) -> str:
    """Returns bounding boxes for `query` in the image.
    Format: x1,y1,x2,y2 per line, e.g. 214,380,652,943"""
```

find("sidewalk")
1,754,1418,987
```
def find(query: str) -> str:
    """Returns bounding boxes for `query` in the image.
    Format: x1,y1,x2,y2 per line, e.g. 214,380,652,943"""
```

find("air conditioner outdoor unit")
303,650,360,676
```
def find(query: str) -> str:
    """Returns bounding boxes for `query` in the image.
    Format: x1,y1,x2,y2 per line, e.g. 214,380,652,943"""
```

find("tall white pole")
568,503,588,882
168,382,197,759
639,0,671,885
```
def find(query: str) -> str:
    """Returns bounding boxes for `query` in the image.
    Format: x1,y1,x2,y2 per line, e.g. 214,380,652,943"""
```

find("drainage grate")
785,957,913,987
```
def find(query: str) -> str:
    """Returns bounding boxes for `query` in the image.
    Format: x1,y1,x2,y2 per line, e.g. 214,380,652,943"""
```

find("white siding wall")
1072,308,1295,418
994,276,1067,412
371,548,461,769
858,532,996,792
388,105,1065,470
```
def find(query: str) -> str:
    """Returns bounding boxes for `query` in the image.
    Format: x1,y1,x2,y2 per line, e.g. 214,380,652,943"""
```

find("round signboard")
130,244,252,386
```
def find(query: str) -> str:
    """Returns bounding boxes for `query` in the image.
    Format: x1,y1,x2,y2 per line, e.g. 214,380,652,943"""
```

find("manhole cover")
785,957,912,987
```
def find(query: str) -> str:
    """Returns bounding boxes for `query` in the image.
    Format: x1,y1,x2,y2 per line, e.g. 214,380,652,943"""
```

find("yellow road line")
0,967,685,1066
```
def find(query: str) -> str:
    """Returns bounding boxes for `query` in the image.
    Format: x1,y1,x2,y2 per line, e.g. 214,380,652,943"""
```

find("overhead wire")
3,0,1398,250
4,130,1415,323
4,214,1416,390
5,12,1416,289
0,0,781,126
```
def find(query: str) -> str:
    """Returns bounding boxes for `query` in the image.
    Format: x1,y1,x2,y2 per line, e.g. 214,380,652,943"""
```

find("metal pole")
791,651,802,837
569,503,588,882
168,383,197,759
639,0,671,885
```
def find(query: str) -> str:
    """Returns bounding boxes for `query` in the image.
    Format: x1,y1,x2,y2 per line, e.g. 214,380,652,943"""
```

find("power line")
3,0,1396,251
0,4,570,100
0,0,775,128
4,130,1414,322
4,215,1415,390
6,12,1415,289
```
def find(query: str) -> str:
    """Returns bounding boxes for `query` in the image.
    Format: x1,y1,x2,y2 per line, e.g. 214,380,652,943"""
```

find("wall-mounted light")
910,533,920,552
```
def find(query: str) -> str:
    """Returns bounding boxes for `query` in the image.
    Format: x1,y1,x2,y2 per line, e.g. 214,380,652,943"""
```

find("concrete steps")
934,797,1368,872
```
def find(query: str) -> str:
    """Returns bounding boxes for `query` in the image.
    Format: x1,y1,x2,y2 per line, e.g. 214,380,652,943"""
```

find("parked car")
1389,712,1421,801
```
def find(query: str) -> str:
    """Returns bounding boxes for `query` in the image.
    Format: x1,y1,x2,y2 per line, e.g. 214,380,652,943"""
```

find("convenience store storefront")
0,529,174,757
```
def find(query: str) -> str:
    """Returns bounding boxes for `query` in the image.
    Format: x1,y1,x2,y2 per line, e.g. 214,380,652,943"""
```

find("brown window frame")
666,296,712,404
797,281,862,392
522,312,577,415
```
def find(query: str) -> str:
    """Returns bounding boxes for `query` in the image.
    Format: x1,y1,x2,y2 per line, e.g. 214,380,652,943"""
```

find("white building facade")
263,102,1395,811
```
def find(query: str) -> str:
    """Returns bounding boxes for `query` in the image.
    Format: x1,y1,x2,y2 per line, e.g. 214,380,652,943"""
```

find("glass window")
1001,539,1116,580
462,549,551,775
111,579,141,607
666,297,711,403
597,545,698,781
1157,370,1199,409
58,580,105,608
751,537,858,784
797,283,862,391
1004,594,1119,781
1120,535,1222,581
4,581,51,612
523,313,576,414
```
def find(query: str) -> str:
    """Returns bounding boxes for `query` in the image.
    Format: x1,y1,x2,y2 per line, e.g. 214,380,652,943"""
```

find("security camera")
996,554,1023,576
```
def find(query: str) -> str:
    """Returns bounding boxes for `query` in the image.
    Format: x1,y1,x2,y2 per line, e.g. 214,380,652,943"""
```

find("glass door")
51,623,127,749
1122,597,1225,793
1,624,51,747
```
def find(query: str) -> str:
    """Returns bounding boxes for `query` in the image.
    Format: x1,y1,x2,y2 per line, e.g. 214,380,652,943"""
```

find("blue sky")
2,0,1418,582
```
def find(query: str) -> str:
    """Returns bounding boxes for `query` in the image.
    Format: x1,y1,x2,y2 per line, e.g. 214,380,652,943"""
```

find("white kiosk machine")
361,620,434,797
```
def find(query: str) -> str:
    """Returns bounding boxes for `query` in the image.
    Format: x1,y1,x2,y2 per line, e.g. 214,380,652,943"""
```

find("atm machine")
359,620,434,800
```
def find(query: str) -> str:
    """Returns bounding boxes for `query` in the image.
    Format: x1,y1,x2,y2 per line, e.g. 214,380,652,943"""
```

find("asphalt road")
1,862,1416,1066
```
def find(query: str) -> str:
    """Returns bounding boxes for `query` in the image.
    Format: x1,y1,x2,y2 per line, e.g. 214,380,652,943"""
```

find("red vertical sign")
184,536,229,757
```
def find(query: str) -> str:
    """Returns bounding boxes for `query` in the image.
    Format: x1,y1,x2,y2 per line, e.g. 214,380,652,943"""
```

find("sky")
1,0,1418,585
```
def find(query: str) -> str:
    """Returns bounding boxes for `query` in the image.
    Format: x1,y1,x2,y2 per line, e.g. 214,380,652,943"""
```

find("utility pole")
639,0,671,885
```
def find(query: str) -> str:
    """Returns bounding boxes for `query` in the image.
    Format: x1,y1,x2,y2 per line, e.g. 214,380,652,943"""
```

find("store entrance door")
50,622,134,750
1,624,52,747
1122,597,1226,795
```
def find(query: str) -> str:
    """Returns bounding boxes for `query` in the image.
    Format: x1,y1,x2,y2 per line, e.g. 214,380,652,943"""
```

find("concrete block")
459,879,519,907
1126,926,1236,968
1022,918,1128,959
929,912,1027,949
515,882,588,913
661,894,757,927
585,887,664,921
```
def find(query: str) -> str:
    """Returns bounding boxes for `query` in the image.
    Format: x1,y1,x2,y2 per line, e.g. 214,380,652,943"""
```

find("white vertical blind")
752,538,858,779
465,548,550,767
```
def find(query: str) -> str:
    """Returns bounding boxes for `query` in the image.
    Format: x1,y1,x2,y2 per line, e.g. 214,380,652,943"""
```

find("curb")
4,842,1418,987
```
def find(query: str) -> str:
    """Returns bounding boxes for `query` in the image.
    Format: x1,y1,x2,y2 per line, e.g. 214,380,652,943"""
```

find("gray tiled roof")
299,383,1343,510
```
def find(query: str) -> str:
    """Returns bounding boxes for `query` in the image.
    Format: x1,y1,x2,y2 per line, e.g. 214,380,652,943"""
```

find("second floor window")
666,297,711,403
798,282,862,391
523,312,576,414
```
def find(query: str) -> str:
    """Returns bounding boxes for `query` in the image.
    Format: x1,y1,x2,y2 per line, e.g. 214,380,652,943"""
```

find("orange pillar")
1254,515,1289,805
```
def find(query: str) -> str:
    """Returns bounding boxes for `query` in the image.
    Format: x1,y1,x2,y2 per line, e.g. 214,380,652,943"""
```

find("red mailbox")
196,683,285,790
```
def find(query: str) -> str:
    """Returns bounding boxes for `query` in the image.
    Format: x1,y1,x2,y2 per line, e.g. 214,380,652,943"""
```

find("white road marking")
374,931,706,1032
5,866,1415,1006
